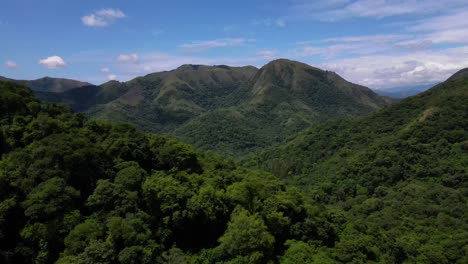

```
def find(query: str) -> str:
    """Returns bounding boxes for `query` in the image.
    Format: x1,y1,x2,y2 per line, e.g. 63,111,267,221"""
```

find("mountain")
35,59,392,154
1,71,466,263
0,80,338,263
374,83,435,98
248,69,468,263
0,76,91,93
173,59,392,154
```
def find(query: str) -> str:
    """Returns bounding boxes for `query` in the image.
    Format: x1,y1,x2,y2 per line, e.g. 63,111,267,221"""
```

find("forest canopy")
1,74,467,264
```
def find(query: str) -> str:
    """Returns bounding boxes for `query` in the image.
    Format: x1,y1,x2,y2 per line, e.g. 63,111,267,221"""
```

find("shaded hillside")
33,59,391,154
249,69,468,263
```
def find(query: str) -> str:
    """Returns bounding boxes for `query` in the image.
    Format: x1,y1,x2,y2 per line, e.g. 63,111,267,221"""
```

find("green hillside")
174,59,391,154
35,59,391,155
0,80,340,263
249,69,468,263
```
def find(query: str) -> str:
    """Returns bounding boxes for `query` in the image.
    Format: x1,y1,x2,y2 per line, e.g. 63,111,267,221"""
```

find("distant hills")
6,59,392,154
0,76,90,93
374,83,435,98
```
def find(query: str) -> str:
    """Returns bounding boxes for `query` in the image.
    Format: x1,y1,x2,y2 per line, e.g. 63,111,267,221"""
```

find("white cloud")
321,34,406,43
100,67,110,73
81,8,125,27
289,0,468,21
395,39,433,50
107,74,117,81
5,60,17,68
179,38,255,51
403,10,468,44
38,56,66,69
110,51,275,79
320,46,468,89
257,50,277,58
275,19,286,28
253,18,286,28
408,10,468,32
296,42,395,58
117,53,139,63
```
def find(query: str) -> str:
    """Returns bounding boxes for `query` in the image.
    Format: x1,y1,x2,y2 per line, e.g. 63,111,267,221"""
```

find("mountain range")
0,76,90,93
9,59,393,154
1,64,467,263
374,83,435,98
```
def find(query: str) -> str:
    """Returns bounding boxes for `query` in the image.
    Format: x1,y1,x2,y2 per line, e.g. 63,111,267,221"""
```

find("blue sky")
1,0,468,89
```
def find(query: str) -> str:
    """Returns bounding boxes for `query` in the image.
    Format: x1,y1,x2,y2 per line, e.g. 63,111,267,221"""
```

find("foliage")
0,80,335,263
250,72,468,263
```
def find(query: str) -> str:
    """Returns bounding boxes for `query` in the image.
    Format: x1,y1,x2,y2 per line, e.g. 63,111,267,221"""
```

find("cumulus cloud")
107,74,117,81
100,67,110,73
5,60,17,68
82,8,125,27
179,38,255,51
320,46,468,89
117,53,139,63
39,56,66,69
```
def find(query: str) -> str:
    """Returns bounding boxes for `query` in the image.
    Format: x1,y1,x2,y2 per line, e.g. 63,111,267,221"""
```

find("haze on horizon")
1,0,468,89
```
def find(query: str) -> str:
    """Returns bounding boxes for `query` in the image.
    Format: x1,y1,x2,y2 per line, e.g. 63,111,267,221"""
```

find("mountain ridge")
0,75,91,93
8,59,393,154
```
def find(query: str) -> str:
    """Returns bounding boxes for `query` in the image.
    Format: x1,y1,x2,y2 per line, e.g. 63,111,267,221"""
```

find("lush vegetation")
0,81,338,263
35,59,391,155
249,70,468,263
2,66,467,263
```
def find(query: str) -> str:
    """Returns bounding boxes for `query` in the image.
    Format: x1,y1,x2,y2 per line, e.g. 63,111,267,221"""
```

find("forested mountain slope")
173,59,392,154
0,80,339,263
249,69,468,263
34,59,391,154
1,69,466,263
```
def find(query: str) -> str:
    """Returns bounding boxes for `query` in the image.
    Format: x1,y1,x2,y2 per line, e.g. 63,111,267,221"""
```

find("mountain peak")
176,64,206,71
263,58,322,71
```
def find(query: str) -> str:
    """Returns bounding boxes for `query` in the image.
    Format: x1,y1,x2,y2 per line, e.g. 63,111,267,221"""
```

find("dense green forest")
248,69,468,263
0,81,338,263
1,67,467,263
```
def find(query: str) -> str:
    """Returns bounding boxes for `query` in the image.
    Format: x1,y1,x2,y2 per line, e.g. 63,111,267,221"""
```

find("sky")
1,0,468,89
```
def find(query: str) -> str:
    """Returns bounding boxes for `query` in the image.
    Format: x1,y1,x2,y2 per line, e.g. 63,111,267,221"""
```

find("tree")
217,209,274,263
22,177,79,221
